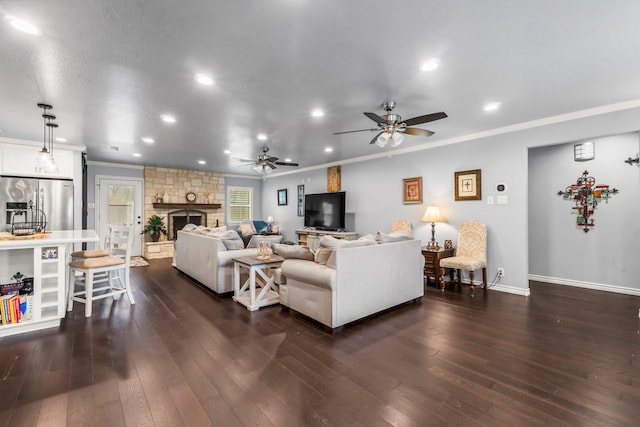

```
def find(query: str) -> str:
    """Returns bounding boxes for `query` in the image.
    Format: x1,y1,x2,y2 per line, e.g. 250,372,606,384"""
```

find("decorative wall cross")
557,170,618,232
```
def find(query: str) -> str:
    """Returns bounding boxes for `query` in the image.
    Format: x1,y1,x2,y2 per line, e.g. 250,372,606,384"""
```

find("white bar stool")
68,224,135,317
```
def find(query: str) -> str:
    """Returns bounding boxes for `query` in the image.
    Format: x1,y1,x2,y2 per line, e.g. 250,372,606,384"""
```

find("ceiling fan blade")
364,112,387,124
275,161,299,167
234,158,257,163
268,163,277,170
333,128,379,135
402,112,447,127
403,127,435,137
369,131,383,144
267,156,279,162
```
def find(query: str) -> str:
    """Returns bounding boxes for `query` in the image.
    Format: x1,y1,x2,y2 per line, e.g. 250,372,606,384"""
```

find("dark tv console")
295,229,358,251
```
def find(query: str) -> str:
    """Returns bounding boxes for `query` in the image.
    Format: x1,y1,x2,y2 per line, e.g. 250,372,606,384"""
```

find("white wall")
529,132,640,292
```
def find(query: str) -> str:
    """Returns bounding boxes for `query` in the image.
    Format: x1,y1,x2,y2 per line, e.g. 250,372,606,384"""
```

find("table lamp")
267,216,274,232
421,206,445,250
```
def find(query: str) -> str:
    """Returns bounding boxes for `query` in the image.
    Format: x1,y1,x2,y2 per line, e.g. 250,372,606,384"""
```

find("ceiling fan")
334,101,447,147
235,146,299,174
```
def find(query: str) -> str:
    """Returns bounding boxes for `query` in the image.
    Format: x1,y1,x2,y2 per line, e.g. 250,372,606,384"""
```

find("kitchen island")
0,230,98,337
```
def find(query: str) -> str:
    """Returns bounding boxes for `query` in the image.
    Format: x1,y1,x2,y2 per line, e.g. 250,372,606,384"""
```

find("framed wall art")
297,184,304,216
454,169,482,201
402,177,423,204
277,189,288,206
327,165,341,192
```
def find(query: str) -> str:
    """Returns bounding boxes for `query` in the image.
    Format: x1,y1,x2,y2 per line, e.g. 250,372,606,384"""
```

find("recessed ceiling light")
133,153,141,157
311,109,325,118
142,137,154,144
197,160,206,165
223,149,231,154
195,73,214,86
5,15,39,35
161,114,176,123
483,102,502,112
324,147,333,153
420,59,440,72
256,133,268,141
284,158,292,162
55,137,67,142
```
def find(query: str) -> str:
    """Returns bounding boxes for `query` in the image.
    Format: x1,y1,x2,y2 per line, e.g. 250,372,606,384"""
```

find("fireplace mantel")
152,203,221,209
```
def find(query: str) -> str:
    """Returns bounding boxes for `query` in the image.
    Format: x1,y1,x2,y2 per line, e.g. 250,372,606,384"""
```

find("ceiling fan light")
375,133,389,148
265,165,273,173
254,165,263,173
390,132,404,147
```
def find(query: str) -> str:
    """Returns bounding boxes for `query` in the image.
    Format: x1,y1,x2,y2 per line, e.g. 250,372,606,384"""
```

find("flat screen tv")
304,191,346,231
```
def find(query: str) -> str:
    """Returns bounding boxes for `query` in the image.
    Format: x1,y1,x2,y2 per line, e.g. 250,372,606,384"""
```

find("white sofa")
280,239,424,329
174,229,258,294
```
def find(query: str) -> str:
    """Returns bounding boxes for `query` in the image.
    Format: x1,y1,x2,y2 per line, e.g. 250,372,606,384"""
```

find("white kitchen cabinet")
0,143,74,178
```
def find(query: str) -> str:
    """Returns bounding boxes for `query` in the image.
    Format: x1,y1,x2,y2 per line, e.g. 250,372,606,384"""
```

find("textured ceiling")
2,1,640,175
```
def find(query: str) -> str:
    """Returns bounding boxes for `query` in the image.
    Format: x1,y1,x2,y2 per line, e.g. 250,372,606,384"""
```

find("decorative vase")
151,231,160,242
162,191,169,203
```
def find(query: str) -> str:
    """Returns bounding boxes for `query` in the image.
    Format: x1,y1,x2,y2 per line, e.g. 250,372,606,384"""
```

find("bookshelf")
0,230,98,337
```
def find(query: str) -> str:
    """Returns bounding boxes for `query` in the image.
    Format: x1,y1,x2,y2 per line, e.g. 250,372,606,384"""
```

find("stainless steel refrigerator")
0,176,74,232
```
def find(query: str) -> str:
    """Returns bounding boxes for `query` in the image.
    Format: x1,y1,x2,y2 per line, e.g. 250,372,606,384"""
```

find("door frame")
94,175,144,256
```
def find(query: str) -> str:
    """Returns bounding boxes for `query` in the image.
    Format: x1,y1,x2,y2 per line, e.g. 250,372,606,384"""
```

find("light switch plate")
497,195,508,205
487,196,494,205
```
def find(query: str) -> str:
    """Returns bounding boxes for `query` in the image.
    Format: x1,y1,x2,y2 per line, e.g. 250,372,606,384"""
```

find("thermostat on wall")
496,183,508,192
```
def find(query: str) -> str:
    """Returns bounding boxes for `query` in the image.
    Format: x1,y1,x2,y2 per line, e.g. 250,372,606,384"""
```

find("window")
227,186,253,224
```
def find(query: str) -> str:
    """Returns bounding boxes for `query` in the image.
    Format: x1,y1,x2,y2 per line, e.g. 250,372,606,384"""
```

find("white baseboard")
490,284,531,296
528,274,640,296
460,280,531,296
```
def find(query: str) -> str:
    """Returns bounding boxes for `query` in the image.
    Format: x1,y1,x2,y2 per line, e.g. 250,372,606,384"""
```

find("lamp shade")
421,206,445,223
390,132,404,147
375,132,389,147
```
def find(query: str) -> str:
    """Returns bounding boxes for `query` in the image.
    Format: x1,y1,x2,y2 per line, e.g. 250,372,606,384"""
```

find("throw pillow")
212,230,245,250
246,234,284,248
375,231,413,243
358,234,378,241
239,222,256,237
182,223,198,232
273,244,314,260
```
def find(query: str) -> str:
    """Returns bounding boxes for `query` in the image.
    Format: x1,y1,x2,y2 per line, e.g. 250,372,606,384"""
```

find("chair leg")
439,267,446,291
67,271,75,312
469,270,475,297
482,268,487,289
124,266,135,304
85,272,93,317
456,269,461,286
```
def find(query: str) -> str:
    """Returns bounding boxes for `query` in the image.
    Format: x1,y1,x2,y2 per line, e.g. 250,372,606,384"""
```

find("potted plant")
144,214,167,242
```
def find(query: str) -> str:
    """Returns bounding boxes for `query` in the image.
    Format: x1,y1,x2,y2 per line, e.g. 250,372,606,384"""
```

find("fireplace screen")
168,209,207,240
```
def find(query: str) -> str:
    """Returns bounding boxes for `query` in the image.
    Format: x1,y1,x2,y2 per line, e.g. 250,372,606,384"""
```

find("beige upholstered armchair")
391,219,412,235
439,220,487,296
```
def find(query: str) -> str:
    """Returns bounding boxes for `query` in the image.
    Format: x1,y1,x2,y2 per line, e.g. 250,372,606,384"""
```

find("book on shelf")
0,294,32,325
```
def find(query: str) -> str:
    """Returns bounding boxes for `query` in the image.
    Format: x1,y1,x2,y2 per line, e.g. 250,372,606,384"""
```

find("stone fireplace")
143,166,225,258
168,209,206,240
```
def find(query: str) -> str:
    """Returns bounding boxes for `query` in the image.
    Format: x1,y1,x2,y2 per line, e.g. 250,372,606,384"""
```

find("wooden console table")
422,247,454,286
295,229,358,251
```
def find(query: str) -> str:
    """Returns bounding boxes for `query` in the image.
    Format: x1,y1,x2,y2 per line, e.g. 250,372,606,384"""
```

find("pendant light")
35,103,57,174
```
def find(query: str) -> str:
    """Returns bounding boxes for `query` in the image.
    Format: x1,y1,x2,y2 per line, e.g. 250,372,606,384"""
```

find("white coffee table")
232,255,284,311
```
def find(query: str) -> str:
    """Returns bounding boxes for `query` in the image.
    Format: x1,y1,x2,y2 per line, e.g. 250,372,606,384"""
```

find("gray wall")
260,106,640,295
529,132,640,291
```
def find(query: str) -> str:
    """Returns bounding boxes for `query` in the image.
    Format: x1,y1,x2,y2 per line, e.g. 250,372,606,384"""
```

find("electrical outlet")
497,267,505,277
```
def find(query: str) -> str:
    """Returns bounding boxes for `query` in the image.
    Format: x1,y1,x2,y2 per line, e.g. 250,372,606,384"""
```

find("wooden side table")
421,247,455,286
232,255,284,311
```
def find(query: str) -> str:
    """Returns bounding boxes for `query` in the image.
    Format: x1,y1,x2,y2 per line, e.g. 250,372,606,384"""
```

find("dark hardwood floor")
1,259,639,426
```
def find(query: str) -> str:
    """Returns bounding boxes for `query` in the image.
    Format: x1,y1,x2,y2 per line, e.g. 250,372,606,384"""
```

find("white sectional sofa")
174,229,281,295
280,238,424,329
